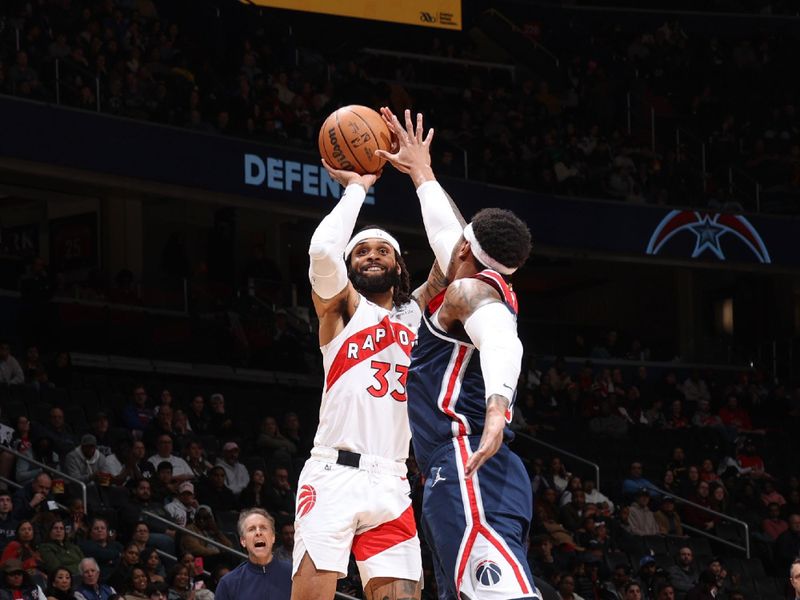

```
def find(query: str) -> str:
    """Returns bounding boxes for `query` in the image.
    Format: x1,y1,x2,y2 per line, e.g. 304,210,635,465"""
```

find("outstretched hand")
321,158,381,192
376,108,435,187
464,395,509,478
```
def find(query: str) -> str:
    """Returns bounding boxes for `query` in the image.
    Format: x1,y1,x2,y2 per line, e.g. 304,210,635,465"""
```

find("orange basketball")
318,105,391,175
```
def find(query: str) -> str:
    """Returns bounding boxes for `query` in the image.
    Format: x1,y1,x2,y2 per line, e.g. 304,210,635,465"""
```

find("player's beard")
348,264,399,295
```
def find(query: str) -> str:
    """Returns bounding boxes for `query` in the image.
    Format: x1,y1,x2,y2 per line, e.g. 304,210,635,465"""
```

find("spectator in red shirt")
762,502,788,541
718,396,752,431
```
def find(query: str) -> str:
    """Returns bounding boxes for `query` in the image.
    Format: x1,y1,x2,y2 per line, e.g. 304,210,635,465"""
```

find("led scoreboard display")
244,0,461,30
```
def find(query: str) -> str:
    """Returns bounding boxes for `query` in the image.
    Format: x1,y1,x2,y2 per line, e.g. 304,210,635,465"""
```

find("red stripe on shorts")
351,505,417,562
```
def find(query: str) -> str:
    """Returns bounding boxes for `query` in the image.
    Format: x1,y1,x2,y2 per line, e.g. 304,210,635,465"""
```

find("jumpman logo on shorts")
431,467,447,488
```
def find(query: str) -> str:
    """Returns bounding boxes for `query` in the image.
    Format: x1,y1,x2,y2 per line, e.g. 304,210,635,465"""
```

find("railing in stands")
143,511,359,600
514,431,600,490
0,444,87,511
649,484,750,558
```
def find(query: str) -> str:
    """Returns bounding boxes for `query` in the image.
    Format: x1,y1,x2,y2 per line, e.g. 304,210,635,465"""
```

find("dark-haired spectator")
78,518,123,582
45,566,76,600
22,346,43,383
643,399,666,429
775,514,800,573
665,400,688,430
122,567,149,600
589,401,628,439
661,470,677,496
686,569,717,600
718,396,753,433
621,462,658,501
548,457,571,495
147,436,193,483
762,502,788,541
165,564,192,600
655,583,675,600
667,546,699,595
683,481,717,531
0,492,19,551
143,407,177,451
186,396,211,436
698,459,720,484
183,441,212,481
679,465,700,498
583,479,614,516
107,441,148,487
122,386,155,437
141,548,165,585
16,435,60,486
39,520,84,576
628,489,659,536
38,407,77,458
272,522,294,563
88,413,123,459
681,371,710,404
73,557,116,600
0,341,24,385
654,496,684,537
0,520,43,575
557,574,583,600
761,479,785,506
735,438,768,479
197,466,237,511
709,483,729,515
255,417,296,465
49,352,73,389
180,505,233,570
215,442,249,496
637,555,666,600
150,462,177,504
600,564,630,600
560,490,595,533
238,469,268,510
263,466,294,520
64,498,88,542
208,393,238,441
559,476,584,507
108,544,144,592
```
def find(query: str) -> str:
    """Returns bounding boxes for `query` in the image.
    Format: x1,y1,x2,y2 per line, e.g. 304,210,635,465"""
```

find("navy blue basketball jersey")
407,269,519,473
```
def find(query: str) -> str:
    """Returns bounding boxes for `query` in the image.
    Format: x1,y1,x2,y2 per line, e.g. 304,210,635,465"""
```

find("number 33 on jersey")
316,297,420,461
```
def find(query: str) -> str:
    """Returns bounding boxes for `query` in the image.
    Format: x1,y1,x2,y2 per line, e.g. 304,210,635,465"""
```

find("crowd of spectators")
0,361,319,600
3,333,800,599
3,0,800,212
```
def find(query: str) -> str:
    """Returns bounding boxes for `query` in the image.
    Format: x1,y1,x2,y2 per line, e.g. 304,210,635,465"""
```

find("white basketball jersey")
316,295,421,461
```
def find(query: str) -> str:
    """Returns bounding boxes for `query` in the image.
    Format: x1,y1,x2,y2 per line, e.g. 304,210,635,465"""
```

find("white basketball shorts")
292,447,422,585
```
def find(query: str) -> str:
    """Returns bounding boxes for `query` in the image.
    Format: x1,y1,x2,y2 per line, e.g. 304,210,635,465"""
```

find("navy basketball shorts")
421,436,541,600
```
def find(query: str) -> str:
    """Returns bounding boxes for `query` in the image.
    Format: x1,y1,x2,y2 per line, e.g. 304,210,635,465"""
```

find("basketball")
318,105,392,175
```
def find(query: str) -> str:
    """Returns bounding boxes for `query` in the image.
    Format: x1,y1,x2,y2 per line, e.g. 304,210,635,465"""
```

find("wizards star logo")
646,211,771,264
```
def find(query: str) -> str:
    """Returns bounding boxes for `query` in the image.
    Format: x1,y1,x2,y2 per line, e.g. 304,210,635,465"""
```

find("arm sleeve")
416,180,464,272
308,183,366,299
462,302,523,402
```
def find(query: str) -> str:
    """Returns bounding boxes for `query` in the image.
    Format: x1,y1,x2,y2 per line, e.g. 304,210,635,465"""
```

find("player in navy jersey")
377,109,540,600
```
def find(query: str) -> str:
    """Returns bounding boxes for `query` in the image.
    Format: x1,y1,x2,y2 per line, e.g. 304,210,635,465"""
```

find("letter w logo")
419,11,436,23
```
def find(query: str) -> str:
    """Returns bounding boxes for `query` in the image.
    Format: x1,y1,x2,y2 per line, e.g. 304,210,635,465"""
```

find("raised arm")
308,161,379,345
438,279,523,477
377,108,465,307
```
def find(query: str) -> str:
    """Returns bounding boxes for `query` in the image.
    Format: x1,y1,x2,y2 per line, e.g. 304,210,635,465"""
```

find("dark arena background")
2,0,800,599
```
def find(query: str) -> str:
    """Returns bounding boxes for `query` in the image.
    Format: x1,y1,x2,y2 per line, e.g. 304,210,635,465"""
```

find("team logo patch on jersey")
475,560,502,586
297,485,317,518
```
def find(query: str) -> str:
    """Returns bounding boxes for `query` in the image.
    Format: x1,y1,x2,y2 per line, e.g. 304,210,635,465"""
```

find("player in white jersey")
292,160,447,600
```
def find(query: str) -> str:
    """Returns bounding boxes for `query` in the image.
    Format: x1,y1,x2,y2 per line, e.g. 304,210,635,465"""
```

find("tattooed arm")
438,278,522,477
